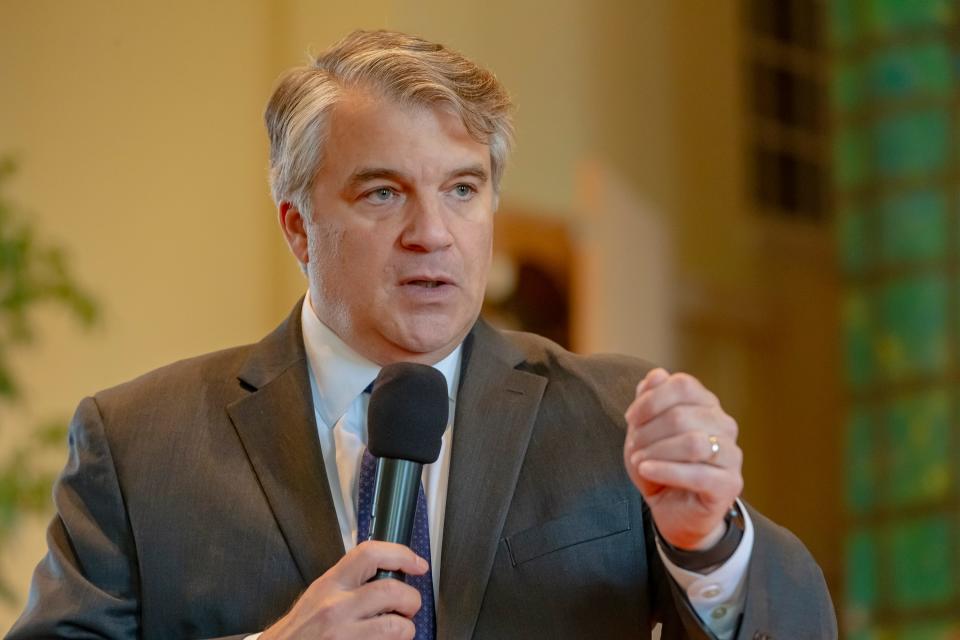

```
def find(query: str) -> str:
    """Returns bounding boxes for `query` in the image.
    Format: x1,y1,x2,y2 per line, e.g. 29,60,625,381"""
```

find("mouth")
402,276,454,289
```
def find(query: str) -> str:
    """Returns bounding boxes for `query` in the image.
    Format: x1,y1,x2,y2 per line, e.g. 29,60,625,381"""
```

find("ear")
278,201,309,265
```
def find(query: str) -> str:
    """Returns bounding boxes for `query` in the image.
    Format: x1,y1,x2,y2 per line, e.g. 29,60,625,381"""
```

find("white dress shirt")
301,296,460,598
248,297,751,639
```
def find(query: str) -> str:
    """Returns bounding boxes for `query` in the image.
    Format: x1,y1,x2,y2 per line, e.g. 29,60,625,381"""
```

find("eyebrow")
346,164,489,190
448,164,489,182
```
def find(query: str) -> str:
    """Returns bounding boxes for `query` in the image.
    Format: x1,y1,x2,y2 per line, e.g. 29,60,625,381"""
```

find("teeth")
410,280,440,288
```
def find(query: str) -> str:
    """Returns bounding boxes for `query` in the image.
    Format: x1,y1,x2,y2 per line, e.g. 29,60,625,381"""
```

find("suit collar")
235,297,310,391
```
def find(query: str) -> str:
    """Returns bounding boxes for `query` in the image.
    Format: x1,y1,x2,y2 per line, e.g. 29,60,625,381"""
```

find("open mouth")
403,277,453,289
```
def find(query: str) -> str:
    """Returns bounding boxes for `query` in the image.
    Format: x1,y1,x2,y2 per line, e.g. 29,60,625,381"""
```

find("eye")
451,183,477,199
362,187,399,204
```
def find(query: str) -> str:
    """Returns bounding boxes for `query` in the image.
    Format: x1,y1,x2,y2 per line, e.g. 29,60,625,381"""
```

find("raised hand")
623,368,743,551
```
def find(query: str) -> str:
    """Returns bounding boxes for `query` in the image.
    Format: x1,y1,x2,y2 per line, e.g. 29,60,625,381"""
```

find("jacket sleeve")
6,396,143,639
646,499,838,640
5,397,278,640
733,505,838,639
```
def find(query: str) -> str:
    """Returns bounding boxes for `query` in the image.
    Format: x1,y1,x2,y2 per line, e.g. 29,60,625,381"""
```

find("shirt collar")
301,294,462,429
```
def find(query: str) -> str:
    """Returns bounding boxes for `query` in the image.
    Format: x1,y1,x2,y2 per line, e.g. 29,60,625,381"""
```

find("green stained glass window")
847,629,894,640
882,388,951,507
867,0,955,37
834,61,865,113
845,407,878,513
831,0,960,631
836,126,870,190
830,0,862,47
843,289,875,388
869,41,953,101
956,188,960,254
878,190,947,265
845,529,879,631
876,275,948,380
887,515,954,608
897,620,960,640
874,110,950,180
838,204,871,274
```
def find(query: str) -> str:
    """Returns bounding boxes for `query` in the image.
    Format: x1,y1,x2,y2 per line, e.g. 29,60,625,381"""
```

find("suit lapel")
437,320,546,640
224,306,546,632
226,300,345,584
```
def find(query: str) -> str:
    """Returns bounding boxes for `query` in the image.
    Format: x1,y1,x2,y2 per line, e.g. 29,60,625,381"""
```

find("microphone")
366,362,448,581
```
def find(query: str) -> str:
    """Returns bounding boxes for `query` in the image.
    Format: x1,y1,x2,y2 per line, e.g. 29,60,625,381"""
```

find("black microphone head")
368,362,448,464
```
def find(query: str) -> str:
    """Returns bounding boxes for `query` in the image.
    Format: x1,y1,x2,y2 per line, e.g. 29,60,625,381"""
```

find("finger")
630,431,741,469
626,405,737,452
351,577,423,620
348,613,417,639
629,369,671,417
626,373,719,427
624,369,670,439
636,460,743,503
635,367,670,396
332,541,428,587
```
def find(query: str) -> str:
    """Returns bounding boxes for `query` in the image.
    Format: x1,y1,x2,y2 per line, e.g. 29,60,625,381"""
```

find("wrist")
687,520,727,551
656,503,745,573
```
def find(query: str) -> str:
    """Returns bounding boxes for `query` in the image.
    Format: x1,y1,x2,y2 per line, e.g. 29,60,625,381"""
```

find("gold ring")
707,434,720,462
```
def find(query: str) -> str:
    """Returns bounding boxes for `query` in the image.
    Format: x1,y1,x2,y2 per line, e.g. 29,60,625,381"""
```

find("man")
7,30,836,639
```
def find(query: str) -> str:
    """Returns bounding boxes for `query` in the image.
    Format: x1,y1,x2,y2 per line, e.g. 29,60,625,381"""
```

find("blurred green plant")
0,156,99,603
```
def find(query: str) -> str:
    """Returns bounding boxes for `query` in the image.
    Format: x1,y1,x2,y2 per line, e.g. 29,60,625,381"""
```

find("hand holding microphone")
262,363,447,640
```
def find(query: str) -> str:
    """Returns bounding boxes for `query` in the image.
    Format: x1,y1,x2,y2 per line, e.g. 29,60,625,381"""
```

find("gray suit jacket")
7,301,836,639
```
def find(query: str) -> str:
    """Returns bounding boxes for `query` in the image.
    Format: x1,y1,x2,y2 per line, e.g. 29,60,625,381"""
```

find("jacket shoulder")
500,328,655,419
504,328,653,381
97,344,253,403
89,343,257,438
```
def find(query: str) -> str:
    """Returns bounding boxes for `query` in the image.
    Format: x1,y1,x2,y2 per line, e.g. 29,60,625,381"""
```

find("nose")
399,196,454,253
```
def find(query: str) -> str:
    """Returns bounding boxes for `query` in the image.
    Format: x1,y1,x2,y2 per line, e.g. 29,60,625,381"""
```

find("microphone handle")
370,457,423,581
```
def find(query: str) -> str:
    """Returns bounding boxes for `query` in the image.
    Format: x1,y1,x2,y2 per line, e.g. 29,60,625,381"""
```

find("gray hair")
264,30,515,215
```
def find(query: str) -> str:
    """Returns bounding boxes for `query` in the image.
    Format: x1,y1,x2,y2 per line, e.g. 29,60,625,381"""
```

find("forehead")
318,89,491,183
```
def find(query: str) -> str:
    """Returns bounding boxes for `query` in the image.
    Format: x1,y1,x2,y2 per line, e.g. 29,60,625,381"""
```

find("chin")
396,332,458,357
389,317,472,358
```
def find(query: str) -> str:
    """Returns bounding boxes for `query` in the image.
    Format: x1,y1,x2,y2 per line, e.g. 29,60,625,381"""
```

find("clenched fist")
623,368,744,551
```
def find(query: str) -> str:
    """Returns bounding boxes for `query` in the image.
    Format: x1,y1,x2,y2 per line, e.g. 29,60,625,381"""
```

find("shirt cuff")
655,499,754,640
245,634,262,639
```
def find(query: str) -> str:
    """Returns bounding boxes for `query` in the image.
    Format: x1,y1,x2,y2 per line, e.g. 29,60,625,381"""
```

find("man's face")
295,89,495,365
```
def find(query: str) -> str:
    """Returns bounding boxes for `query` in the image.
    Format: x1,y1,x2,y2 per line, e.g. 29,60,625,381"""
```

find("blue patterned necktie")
356,448,437,639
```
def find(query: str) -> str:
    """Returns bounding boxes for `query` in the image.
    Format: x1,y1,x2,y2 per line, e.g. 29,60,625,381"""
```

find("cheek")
336,231,397,290
462,227,493,297
471,225,494,271
306,222,357,294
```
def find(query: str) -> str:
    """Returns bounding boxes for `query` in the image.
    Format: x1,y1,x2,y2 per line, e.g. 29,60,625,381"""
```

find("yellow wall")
0,0,282,624
1,1,278,398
